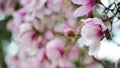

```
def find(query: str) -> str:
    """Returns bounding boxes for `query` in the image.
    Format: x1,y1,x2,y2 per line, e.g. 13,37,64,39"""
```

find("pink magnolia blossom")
62,46,80,62
20,0,46,9
19,23,36,45
63,62,75,68
47,0,64,12
45,30,54,40
19,48,46,68
63,22,75,36
20,0,47,20
65,46,80,61
59,59,75,68
20,57,43,68
18,22,46,48
7,9,27,33
4,0,108,67
77,18,107,56
72,0,97,17
50,59,75,68
20,0,32,6
46,38,64,61
5,55,20,68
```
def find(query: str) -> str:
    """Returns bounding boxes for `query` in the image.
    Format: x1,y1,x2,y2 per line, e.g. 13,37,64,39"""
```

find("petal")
77,38,86,48
82,18,107,31
72,0,88,5
82,25,103,39
73,5,92,17
91,18,107,31
88,41,100,56
77,37,96,47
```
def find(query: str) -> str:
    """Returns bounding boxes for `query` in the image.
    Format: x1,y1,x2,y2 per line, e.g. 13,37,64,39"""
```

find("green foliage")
0,15,12,68
0,15,12,41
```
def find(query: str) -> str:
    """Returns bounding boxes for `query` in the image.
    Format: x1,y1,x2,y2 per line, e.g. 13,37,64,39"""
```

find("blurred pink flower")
64,62,75,68
72,0,97,17
20,0,46,9
46,38,64,61
19,48,46,68
20,0,32,6
77,18,107,56
60,60,75,68
45,30,54,40
15,45,47,68
7,9,27,33
19,23,36,44
19,23,45,47
63,22,75,36
66,46,80,61
6,55,20,68
47,0,64,12
50,59,75,68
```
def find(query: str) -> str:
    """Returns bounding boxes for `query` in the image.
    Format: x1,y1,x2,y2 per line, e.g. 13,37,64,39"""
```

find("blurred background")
0,0,120,68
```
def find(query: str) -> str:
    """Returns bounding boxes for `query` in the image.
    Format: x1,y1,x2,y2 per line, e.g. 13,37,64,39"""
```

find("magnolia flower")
19,23,36,44
46,38,64,61
20,0,46,9
72,0,97,17
63,22,75,36
45,30,54,40
47,0,64,12
50,59,75,68
20,0,47,21
64,46,80,61
19,48,46,68
77,18,107,56
18,22,46,48
5,55,20,68
7,9,27,33
20,0,32,6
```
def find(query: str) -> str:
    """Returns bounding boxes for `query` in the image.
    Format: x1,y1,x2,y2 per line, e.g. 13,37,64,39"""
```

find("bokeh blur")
0,0,120,68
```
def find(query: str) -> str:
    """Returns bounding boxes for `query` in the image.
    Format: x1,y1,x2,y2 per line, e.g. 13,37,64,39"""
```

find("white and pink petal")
73,5,92,17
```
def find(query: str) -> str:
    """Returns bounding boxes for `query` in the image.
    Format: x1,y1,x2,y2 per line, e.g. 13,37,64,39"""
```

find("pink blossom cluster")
72,0,97,17
72,0,120,68
71,0,109,57
5,0,82,68
4,0,120,68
